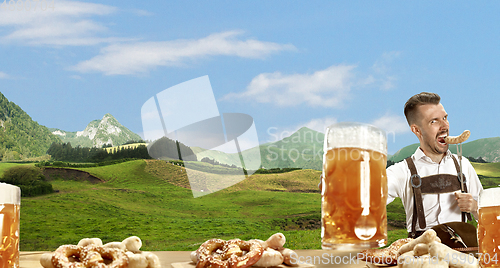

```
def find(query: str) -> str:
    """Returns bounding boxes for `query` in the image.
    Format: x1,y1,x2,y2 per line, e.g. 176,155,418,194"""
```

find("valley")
3,159,498,251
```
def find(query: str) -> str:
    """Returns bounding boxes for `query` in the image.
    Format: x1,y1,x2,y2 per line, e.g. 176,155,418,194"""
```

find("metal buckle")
411,174,422,188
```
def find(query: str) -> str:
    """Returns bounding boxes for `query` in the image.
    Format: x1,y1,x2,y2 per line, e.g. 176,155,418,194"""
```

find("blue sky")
1,1,499,154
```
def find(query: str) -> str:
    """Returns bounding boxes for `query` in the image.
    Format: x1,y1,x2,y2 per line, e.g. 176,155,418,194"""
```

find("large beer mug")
0,183,21,268
321,122,387,250
478,188,500,267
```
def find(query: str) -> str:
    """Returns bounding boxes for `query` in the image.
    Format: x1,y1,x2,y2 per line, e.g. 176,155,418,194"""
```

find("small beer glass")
478,187,500,267
321,122,388,250
0,183,21,268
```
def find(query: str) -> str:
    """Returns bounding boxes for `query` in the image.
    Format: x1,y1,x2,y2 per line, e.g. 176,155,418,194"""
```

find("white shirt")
386,148,483,232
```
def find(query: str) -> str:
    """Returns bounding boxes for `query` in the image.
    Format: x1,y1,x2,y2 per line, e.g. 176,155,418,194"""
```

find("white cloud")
0,71,10,79
223,52,401,108
222,64,357,108
371,113,409,135
70,31,297,75
0,1,295,75
0,0,129,46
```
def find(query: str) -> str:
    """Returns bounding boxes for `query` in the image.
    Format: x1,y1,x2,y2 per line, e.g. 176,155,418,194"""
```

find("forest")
46,142,151,162
0,92,60,160
46,136,196,163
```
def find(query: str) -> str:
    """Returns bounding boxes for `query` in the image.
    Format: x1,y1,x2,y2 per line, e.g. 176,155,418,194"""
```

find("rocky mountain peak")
52,114,142,148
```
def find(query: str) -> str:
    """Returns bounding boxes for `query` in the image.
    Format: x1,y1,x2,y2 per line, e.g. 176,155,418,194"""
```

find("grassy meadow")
2,159,498,251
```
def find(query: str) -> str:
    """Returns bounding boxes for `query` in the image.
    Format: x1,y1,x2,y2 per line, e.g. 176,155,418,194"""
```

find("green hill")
260,127,324,170
194,127,324,170
9,159,500,252
19,160,323,251
389,143,420,163
471,162,500,178
389,137,500,163
449,137,500,163
0,92,61,160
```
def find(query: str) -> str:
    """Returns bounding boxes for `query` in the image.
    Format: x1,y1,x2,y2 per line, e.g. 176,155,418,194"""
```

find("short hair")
404,92,441,126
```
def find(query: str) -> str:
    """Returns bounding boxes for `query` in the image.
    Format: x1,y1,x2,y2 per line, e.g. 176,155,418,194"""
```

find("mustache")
437,130,449,137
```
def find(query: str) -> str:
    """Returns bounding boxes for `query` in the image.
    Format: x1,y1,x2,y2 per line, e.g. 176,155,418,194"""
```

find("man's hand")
454,192,479,219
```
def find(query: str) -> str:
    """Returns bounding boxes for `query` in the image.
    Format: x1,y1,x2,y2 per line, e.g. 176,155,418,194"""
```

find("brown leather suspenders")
405,155,472,238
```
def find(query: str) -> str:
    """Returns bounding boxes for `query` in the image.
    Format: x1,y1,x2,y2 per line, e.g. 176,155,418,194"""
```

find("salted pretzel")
81,246,128,268
51,245,86,268
51,245,128,268
43,236,158,268
195,238,264,268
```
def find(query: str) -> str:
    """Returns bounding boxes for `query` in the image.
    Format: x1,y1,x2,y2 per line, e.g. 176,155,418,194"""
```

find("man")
387,92,483,238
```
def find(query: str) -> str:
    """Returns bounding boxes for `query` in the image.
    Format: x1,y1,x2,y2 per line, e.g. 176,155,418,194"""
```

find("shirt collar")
412,147,452,164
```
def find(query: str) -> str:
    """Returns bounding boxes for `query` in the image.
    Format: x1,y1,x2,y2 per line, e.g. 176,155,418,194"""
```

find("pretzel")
51,245,86,268
81,246,128,268
444,130,470,144
42,236,159,268
51,245,128,268
193,233,294,268
195,239,264,268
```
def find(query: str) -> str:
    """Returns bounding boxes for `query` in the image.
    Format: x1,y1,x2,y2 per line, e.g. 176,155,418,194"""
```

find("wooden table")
20,250,372,268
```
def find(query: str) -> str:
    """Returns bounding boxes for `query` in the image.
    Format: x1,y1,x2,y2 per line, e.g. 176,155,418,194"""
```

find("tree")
1,166,53,197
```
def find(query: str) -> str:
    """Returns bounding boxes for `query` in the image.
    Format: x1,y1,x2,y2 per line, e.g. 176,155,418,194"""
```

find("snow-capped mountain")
51,114,142,148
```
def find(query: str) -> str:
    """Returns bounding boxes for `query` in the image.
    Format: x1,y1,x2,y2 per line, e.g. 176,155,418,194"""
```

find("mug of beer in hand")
321,122,388,250
0,183,21,268
478,188,500,267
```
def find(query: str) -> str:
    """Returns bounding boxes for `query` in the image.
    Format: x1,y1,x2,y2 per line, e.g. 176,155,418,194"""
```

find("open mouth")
437,133,447,146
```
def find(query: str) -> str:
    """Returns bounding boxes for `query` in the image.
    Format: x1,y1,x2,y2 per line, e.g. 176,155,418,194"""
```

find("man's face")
413,103,449,156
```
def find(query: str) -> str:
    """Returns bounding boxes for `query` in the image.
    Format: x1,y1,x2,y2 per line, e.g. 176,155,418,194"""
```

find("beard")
422,130,449,155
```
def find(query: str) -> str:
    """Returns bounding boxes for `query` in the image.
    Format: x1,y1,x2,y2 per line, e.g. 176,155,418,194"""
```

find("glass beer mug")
321,122,388,250
478,187,500,267
0,183,21,268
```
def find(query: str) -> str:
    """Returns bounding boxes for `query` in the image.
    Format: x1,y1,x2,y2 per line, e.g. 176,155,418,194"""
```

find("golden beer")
478,205,500,267
321,147,388,249
1,203,20,268
0,183,20,268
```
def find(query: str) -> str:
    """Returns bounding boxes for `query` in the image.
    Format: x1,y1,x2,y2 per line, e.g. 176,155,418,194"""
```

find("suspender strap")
450,155,473,222
405,155,472,238
406,157,426,237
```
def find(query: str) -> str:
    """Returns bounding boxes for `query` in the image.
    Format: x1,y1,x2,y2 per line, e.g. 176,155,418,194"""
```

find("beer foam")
324,122,387,155
479,188,500,208
0,183,21,205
